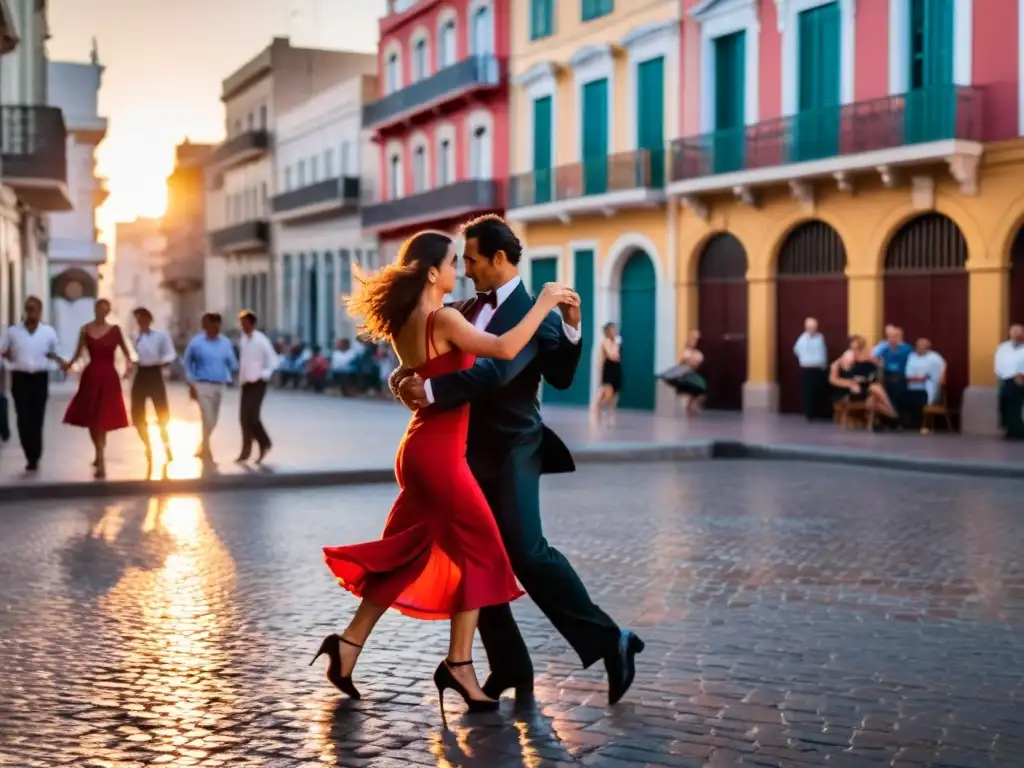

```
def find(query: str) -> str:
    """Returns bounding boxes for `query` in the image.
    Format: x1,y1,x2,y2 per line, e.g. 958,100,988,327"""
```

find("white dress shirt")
905,350,946,404
0,323,59,373
995,340,1024,380
793,332,828,368
424,275,580,403
134,329,176,367
238,330,278,383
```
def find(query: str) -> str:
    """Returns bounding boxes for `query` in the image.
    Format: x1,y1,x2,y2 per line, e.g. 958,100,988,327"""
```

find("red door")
884,214,969,413
774,221,848,414
1011,227,1024,325
697,234,748,411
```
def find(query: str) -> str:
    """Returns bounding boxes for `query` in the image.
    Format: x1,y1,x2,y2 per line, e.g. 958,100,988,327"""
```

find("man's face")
24,300,41,324
805,318,818,334
240,317,254,334
886,327,901,345
1011,325,1024,344
915,339,930,354
462,238,501,292
134,313,151,331
203,318,220,336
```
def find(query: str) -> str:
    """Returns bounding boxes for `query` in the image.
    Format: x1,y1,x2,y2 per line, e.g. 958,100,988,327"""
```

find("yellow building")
506,0,681,412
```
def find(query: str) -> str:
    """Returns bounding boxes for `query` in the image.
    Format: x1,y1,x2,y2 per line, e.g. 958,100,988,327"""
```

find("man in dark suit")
392,215,643,706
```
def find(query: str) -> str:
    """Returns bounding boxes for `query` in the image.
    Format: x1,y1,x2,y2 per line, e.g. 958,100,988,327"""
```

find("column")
742,273,778,412
961,262,1009,435
846,269,883,341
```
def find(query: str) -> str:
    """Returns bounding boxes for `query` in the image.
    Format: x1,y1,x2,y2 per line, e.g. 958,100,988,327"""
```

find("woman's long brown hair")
346,231,453,341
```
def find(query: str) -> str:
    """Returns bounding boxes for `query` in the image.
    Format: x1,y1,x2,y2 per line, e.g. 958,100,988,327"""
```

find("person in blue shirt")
182,312,238,461
873,325,913,426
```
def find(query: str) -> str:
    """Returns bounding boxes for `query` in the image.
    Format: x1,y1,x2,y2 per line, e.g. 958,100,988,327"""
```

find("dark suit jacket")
427,281,582,480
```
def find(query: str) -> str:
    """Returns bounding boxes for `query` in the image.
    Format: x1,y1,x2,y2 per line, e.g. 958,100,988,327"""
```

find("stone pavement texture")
1,461,1023,767
0,385,1021,499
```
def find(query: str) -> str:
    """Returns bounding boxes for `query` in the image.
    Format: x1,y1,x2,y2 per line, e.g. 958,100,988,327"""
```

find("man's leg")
800,368,815,420
196,384,222,458
130,378,152,454
250,381,271,452
1006,380,1024,439
238,383,254,459
11,373,31,464
18,373,47,467
0,392,10,442
151,381,172,457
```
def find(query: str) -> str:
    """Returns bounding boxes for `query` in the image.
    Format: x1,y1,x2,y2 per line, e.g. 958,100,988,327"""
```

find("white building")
273,74,379,346
204,37,376,336
0,0,71,329
112,218,170,331
46,55,108,355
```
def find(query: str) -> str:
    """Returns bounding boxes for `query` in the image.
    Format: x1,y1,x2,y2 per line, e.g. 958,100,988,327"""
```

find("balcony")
162,248,204,293
271,176,360,223
48,238,107,265
205,129,270,183
667,86,984,209
208,219,270,254
361,179,501,232
362,56,504,132
506,150,666,223
0,105,72,212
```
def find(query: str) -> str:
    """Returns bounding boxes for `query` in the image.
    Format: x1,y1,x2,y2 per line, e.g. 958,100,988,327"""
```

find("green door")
618,252,656,411
794,1,840,162
562,249,594,405
532,95,553,204
906,0,954,144
637,57,665,188
530,257,568,404
581,78,609,195
713,31,745,173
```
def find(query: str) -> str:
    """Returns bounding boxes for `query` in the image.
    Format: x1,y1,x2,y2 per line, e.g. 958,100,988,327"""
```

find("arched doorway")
1011,226,1024,325
618,250,657,411
883,213,969,412
697,233,748,410
775,221,848,414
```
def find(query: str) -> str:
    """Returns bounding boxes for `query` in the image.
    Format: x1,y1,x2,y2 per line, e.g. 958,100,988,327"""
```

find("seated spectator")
330,338,361,394
830,335,899,426
377,344,397,398
306,346,329,393
875,326,912,399
903,338,946,432
277,344,306,388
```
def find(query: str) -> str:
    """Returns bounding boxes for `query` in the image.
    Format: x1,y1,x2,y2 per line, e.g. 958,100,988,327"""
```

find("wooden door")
698,234,748,411
794,1,841,162
713,31,745,173
1010,227,1024,325
619,251,657,411
533,95,553,204
637,57,665,187
775,221,848,414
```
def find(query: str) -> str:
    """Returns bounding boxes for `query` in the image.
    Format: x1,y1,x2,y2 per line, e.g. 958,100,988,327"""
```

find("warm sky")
47,0,386,244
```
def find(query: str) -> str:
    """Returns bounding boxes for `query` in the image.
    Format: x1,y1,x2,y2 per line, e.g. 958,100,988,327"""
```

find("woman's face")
849,336,864,353
95,300,110,321
605,324,616,338
435,243,458,294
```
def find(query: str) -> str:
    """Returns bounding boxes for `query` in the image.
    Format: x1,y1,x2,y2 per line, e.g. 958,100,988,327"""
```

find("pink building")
362,0,510,268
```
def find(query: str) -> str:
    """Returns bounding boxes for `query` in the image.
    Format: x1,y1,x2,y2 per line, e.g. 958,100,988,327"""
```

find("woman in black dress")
592,323,622,425
829,335,898,423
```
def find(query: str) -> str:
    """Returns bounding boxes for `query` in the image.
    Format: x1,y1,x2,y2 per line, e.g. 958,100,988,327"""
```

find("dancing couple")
314,215,643,718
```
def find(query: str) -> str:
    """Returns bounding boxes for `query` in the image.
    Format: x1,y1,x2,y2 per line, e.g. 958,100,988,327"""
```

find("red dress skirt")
323,313,523,620
63,327,131,431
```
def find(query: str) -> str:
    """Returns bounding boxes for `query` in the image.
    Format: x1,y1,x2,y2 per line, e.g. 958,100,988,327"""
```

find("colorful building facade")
507,0,1024,434
363,0,510,293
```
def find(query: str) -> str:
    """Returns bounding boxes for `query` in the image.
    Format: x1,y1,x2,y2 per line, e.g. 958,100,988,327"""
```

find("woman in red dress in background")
314,230,577,718
59,298,133,478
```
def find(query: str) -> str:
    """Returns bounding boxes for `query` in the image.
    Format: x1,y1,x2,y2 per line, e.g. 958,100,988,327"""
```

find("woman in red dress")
315,231,577,716
59,298,133,478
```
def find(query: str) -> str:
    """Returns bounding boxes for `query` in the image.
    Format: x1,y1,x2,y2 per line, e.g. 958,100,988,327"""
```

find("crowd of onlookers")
270,334,397,398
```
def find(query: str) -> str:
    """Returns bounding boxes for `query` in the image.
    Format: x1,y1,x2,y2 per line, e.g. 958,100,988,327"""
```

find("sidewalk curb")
0,439,1018,503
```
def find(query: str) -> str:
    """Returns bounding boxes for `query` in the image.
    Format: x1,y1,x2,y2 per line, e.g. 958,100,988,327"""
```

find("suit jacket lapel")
485,281,530,335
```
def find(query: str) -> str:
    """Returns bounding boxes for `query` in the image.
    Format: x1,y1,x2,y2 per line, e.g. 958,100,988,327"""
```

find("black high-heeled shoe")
434,659,499,723
310,634,362,699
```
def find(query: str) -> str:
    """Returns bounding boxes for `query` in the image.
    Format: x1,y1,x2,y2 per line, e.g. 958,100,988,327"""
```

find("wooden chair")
834,397,876,429
921,371,957,433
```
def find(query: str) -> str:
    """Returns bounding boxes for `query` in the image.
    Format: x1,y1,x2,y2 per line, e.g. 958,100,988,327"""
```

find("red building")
361,0,510,268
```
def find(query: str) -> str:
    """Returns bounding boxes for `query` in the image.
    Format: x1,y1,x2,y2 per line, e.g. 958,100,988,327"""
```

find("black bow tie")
477,291,497,309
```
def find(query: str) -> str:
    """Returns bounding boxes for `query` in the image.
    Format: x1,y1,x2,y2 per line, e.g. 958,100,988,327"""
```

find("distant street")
1,461,1022,766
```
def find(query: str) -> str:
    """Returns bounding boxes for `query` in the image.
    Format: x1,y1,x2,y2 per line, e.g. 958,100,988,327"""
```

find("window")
413,145,427,192
389,154,403,199
284,166,293,191
247,112,254,129
582,0,613,22
413,37,429,81
297,159,306,187
531,0,554,40
386,52,400,93
324,148,334,177
259,105,268,129
470,125,489,178
438,19,457,67
471,6,492,55
260,182,267,215
438,139,452,185
311,155,320,182
341,141,351,175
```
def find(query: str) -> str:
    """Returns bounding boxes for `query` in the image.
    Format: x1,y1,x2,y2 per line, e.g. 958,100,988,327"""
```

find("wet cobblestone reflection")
1,461,1023,766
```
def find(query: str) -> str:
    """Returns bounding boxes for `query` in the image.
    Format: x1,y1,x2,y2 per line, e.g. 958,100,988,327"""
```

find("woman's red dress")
323,311,523,620
63,327,131,431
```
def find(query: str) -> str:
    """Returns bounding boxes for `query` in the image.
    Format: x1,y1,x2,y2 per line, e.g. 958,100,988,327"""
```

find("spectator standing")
996,324,1024,440
236,311,278,463
792,317,829,420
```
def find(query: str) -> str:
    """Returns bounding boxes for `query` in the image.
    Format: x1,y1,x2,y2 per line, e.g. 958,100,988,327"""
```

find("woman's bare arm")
433,284,578,361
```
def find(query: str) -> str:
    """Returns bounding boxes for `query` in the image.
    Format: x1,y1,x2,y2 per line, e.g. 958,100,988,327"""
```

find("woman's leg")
868,383,898,419
448,609,492,701
88,427,102,464
338,598,387,675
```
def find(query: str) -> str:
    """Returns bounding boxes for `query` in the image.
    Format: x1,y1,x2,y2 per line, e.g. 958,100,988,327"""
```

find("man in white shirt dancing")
131,306,177,462
236,310,278,463
0,296,60,471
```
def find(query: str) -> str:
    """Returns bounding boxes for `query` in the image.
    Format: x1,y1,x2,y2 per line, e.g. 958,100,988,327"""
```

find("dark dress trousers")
426,282,621,675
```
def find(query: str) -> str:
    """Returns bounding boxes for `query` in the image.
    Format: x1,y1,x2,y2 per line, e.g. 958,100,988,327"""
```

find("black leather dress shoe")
604,629,645,705
482,672,534,703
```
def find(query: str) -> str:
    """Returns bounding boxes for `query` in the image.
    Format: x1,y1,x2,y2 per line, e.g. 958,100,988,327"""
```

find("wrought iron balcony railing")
361,179,501,230
509,149,664,208
208,220,270,252
272,176,360,217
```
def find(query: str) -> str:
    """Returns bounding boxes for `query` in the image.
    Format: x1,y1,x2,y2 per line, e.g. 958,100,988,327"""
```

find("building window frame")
888,0,972,94
468,0,495,55
514,62,559,175
435,121,457,186
620,20,679,151
410,26,431,81
437,10,458,69
780,0,855,116
466,109,494,179
582,0,613,23
569,43,616,162
410,131,431,192
693,0,761,133
531,0,555,40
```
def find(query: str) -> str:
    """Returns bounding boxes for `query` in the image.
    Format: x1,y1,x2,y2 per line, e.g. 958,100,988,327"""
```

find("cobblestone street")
2,461,1023,767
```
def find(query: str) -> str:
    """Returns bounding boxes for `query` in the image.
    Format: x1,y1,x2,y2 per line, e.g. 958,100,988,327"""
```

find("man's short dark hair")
461,214,522,266
239,310,257,325
133,306,152,321
202,312,222,325
24,295,42,309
